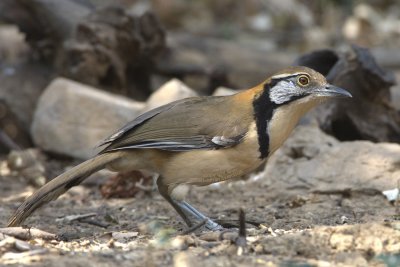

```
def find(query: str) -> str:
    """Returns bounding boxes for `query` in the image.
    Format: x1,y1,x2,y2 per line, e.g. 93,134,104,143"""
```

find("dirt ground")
0,153,399,267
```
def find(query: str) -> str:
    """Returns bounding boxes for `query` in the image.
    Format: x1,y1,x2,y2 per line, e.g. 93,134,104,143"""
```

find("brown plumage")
8,66,351,229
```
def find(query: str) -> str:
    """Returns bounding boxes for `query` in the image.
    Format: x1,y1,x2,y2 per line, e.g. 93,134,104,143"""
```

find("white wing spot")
212,136,235,146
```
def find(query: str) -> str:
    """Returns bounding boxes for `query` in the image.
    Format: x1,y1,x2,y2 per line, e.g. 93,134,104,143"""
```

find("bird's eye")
297,75,310,86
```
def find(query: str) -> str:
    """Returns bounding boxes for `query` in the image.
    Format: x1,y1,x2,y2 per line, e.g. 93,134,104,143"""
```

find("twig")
55,212,97,223
0,227,56,240
78,218,109,228
311,188,382,197
395,179,400,215
181,219,207,235
235,208,247,247
214,219,262,228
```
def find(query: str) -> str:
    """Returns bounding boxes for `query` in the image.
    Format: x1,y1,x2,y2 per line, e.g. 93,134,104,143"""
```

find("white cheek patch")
269,80,302,104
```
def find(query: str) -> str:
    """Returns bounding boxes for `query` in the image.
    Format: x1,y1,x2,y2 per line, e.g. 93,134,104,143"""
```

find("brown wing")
98,95,252,153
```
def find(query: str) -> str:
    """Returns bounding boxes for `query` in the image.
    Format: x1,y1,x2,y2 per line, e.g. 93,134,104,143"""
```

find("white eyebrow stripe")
271,72,308,79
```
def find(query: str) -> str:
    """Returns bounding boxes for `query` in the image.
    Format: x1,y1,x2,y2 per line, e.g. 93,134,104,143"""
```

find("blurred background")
1,0,400,156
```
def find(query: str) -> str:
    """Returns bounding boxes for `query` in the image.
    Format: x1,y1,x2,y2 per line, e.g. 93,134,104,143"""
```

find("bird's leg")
157,177,193,227
157,178,223,230
177,201,223,231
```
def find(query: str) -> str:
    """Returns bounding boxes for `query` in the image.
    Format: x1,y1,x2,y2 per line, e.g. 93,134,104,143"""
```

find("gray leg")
157,178,193,227
157,178,223,230
177,201,223,231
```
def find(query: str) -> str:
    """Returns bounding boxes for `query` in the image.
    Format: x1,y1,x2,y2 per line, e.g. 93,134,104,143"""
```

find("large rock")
263,125,400,192
59,8,166,101
143,78,198,111
212,86,238,96
31,78,145,159
296,46,400,143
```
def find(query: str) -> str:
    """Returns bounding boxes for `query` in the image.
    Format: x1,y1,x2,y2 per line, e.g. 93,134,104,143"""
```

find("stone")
0,25,29,64
263,125,400,192
31,78,145,159
212,87,238,96
111,231,139,242
330,233,354,251
7,149,46,187
142,78,197,111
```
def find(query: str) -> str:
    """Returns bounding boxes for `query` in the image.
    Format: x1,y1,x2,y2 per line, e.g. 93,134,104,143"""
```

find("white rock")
31,78,145,159
143,79,197,111
0,25,29,63
212,86,238,96
247,13,272,32
382,188,399,202
111,231,139,242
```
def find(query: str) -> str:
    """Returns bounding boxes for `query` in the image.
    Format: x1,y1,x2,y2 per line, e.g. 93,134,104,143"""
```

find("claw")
204,219,224,231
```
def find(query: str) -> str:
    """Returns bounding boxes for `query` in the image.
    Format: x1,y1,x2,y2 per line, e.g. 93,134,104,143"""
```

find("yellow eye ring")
297,75,310,86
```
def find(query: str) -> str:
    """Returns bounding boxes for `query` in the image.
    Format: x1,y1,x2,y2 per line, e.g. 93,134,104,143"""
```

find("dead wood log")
1,1,166,101
296,45,400,143
0,100,31,153
0,0,92,61
161,33,295,93
59,7,166,100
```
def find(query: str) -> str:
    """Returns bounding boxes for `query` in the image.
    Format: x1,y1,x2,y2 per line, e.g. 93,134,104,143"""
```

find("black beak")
314,85,352,98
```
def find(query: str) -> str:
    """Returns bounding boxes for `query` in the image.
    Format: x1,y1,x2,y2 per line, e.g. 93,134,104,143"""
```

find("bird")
7,66,351,230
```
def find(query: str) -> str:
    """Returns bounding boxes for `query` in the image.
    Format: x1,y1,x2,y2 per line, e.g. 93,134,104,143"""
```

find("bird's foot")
204,218,224,231
179,201,224,231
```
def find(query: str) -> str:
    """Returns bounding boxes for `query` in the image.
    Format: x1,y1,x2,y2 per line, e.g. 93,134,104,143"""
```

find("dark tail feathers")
7,152,123,227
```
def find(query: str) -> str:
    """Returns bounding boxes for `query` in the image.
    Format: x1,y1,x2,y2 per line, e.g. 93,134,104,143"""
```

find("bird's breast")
267,100,315,155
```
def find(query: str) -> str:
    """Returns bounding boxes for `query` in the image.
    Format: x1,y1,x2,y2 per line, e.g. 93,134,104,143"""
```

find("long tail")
8,152,124,227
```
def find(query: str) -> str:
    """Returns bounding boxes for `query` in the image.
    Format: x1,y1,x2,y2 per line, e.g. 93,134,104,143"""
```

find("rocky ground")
1,125,399,267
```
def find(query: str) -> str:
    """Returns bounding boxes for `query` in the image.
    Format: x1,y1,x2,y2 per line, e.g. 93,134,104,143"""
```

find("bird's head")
264,66,352,106
248,66,351,159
